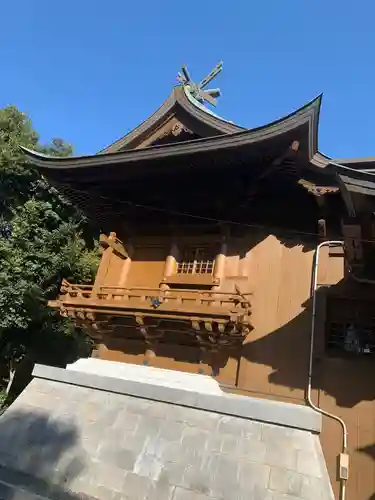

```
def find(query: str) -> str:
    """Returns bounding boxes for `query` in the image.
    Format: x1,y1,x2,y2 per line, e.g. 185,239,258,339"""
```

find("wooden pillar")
161,243,178,290
118,242,133,287
238,252,248,278
92,247,113,295
93,232,130,296
165,243,178,276
317,245,330,286
145,344,157,362
213,238,227,289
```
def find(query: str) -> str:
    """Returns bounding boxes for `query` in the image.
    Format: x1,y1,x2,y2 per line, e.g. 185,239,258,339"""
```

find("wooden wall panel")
94,247,129,288
149,354,209,375
105,253,127,286
210,355,239,387
318,246,344,287
98,339,238,385
318,358,375,500
126,246,167,288
315,251,375,500
237,236,314,403
95,342,145,365
97,341,224,379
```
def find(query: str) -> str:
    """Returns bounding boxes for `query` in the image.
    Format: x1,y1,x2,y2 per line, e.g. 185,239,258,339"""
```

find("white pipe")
309,240,348,500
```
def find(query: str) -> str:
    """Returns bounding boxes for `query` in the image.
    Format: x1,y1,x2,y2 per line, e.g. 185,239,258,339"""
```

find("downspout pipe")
309,240,348,500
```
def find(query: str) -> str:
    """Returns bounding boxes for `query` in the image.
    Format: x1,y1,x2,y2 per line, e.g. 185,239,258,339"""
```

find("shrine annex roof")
0,361,334,500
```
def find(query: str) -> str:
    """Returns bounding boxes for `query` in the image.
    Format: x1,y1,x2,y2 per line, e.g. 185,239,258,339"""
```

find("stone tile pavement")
0,377,334,500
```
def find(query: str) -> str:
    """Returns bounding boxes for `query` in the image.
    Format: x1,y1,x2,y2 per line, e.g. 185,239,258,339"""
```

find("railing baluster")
60,281,249,321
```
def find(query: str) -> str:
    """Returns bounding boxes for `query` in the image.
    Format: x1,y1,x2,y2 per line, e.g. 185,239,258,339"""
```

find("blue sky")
1,1,374,157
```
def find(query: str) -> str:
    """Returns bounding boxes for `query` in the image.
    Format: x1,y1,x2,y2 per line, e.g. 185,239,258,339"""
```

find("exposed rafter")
240,141,300,206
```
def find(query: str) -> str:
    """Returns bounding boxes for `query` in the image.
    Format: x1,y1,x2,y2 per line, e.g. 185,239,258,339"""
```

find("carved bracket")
171,122,193,137
298,179,339,197
100,232,128,258
191,317,252,350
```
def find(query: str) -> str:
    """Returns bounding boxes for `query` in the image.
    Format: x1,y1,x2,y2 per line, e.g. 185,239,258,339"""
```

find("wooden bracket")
341,221,363,261
192,320,201,331
218,323,225,333
259,140,299,175
100,232,129,258
318,219,327,239
242,141,300,204
135,316,145,326
298,179,339,197
205,321,213,332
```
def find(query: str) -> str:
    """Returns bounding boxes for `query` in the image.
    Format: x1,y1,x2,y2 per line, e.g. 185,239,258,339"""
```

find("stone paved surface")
0,377,334,500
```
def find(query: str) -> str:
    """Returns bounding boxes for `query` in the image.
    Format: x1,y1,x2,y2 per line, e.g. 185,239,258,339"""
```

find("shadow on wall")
97,231,375,409
359,444,375,461
358,445,375,500
99,232,318,368
0,408,87,499
240,278,375,408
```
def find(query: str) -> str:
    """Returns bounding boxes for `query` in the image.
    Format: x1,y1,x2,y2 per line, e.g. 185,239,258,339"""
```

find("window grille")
177,247,215,275
326,298,375,356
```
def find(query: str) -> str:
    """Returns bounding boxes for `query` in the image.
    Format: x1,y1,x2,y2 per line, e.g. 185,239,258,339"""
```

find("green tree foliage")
0,106,99,389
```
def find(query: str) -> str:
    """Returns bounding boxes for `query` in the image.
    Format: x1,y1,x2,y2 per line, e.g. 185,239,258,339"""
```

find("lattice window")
177,247,215,275
326,298,375,356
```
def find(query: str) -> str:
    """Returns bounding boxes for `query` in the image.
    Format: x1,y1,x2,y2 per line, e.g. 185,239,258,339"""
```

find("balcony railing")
51,280,251,323
49,280,253,347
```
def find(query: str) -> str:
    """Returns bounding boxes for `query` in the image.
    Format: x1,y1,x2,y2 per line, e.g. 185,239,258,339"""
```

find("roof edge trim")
21,94,322,167
21,93,323,170
99,86,244,154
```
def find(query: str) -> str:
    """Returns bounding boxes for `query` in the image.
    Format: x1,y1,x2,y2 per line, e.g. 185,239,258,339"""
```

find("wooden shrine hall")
23,61,375,500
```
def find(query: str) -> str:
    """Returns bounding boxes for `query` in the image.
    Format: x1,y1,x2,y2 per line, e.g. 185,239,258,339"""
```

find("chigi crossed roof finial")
177,61,223,107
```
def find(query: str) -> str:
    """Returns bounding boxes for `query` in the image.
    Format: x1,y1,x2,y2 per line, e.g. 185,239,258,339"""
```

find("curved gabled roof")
337,166,375,196
22,90,375,222
22,94,322,173
99,86,244,153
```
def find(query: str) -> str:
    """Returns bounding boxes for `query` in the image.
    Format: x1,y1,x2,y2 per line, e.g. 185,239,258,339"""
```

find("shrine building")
23,62,375,500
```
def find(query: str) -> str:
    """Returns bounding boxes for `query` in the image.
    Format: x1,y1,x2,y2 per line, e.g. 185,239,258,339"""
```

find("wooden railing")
54,280,253,344
59,280,251,315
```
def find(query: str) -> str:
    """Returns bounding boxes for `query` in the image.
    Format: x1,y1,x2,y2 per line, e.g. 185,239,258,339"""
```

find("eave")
22,94,322,176
25,92,375,201
333,157,375,171
311,152,375,172
23,89,375,223
337,167,375,196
